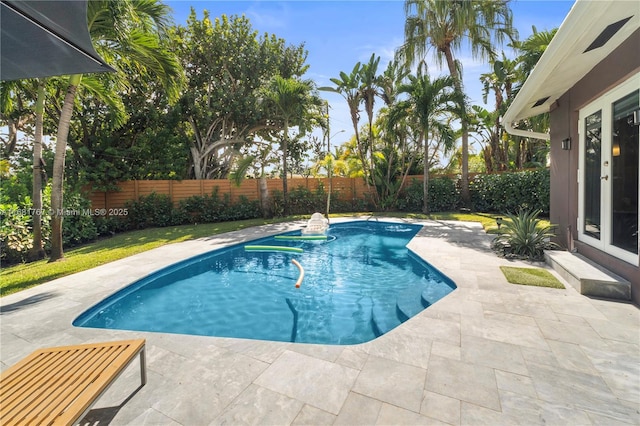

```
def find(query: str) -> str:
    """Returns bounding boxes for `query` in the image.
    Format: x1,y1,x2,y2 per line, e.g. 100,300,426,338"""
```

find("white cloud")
244,2,290,30
356,36,404,67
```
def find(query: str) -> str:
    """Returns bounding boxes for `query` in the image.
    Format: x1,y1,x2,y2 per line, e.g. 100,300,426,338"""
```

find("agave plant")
492,209,559,260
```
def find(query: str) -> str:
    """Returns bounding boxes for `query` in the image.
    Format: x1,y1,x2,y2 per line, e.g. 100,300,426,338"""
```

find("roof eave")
502,0,640,140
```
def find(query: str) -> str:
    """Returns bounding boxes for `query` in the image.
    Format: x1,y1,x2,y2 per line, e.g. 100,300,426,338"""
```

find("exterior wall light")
612,141,621,157
561,138,571,150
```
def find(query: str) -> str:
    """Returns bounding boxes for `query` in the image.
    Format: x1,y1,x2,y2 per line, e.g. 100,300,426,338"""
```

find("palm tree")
320,64,376,199
402,0,516,206
376,60,413,205
0,79,47,260
382,105,419,204
262,76,323,215
479,54,518,170
359,53,381,200
395,68,458,213
510,27,557,168
29,81,47,260
377,58,410,107
0,80,30,158
515,26,557,82
49,0,181,261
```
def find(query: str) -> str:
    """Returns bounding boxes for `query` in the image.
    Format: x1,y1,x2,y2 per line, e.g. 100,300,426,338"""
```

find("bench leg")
139,347,147,386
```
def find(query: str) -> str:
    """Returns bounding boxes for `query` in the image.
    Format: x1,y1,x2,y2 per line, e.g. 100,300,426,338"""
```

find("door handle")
600,175,609,180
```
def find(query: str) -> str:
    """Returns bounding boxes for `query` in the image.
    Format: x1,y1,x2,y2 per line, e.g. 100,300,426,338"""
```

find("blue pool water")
74,221,456,344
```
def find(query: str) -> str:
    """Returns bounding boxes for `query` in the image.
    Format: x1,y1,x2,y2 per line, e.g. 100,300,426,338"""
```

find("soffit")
503,0,640,125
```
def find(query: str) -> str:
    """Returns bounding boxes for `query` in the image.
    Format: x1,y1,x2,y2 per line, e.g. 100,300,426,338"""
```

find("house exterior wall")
550,29,640,304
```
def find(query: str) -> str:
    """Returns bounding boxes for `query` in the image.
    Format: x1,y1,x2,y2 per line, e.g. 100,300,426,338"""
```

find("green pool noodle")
244,245,303,253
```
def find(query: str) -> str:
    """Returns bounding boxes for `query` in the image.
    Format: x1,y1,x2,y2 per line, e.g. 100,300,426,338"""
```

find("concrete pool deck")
1,218,638,425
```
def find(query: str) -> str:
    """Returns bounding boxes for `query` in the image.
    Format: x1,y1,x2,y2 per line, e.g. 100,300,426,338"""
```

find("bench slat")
32,346,122,425
1,350,92,423
1,348,101,424
0,339,145,426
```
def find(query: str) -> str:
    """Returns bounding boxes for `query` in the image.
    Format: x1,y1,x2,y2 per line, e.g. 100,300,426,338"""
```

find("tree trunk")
259,176,270,218
460,127,470,205
28,80,46,261
349,101,376,208
282,121,289,216
443,47,470,207
50,74,81,262
325,155,333,221
189,146,204,179
367,113,379,207
422,131,430,214
4,119,19,158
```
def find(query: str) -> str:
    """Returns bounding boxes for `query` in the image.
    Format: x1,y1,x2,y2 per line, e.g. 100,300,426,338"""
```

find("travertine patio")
1,219,638,425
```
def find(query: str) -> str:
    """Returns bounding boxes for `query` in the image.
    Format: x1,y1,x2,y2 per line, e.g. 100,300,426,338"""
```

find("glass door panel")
584,110,602,240
611,90,639,254
579,76,639,265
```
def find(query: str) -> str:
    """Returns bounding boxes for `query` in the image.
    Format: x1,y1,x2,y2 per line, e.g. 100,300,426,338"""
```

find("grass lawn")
1,211,536,297
1,217,292,297
500,266,565,289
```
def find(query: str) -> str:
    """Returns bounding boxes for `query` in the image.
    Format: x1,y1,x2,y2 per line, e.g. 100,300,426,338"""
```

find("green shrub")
396,179,422,211
492,208,558,260
330,190,369,213
0,203,33,264
427,178,459,212
178,188,261,223
397,177,459,212
221,195,261,221
271,186,326,216
125,192,181,228
470,169,550,214
0,185,98,264
94,215,129,236
60,190,98,246
179,189,226,224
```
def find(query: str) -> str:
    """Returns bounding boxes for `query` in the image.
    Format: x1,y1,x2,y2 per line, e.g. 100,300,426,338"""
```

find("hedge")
469,169,550,214
397,169,550,215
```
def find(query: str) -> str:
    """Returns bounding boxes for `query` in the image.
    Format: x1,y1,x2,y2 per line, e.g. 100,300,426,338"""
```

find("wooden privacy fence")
87,177,377,211
87,170,538,212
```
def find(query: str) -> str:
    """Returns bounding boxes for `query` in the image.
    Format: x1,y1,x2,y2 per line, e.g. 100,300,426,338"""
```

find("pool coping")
1,217,638,425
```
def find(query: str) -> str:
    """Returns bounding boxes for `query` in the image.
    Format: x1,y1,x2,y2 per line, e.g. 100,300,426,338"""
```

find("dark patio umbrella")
1,0,114,81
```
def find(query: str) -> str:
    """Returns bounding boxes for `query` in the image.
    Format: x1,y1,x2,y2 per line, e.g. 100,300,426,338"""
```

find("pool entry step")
370,286,450,337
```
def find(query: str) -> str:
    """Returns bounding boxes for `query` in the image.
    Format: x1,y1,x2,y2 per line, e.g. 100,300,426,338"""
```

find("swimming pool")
73,221,456,344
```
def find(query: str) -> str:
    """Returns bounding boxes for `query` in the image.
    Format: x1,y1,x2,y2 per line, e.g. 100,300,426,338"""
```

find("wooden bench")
0,339,146,426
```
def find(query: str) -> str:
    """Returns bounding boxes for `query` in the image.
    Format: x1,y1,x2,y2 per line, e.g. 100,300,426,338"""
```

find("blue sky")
165,0,575,150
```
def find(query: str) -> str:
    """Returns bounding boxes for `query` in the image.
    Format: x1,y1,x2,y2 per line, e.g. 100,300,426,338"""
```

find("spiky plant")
492,209,558,260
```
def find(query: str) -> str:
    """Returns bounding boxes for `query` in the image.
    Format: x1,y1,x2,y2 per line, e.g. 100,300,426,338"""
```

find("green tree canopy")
173,11,310,179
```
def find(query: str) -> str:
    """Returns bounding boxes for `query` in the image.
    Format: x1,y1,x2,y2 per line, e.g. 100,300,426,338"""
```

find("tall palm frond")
49,0,182,260
401,0,517,206
262,76,323,214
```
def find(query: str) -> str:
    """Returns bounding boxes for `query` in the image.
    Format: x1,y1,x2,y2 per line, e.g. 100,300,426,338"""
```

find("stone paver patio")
1,218,638,425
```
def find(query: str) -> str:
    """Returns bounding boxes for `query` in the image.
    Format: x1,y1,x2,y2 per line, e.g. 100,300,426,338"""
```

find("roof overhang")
1,0,115,81
503,0,640,140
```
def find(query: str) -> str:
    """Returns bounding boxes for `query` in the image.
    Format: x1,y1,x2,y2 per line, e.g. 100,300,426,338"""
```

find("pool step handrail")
291,259,304,288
